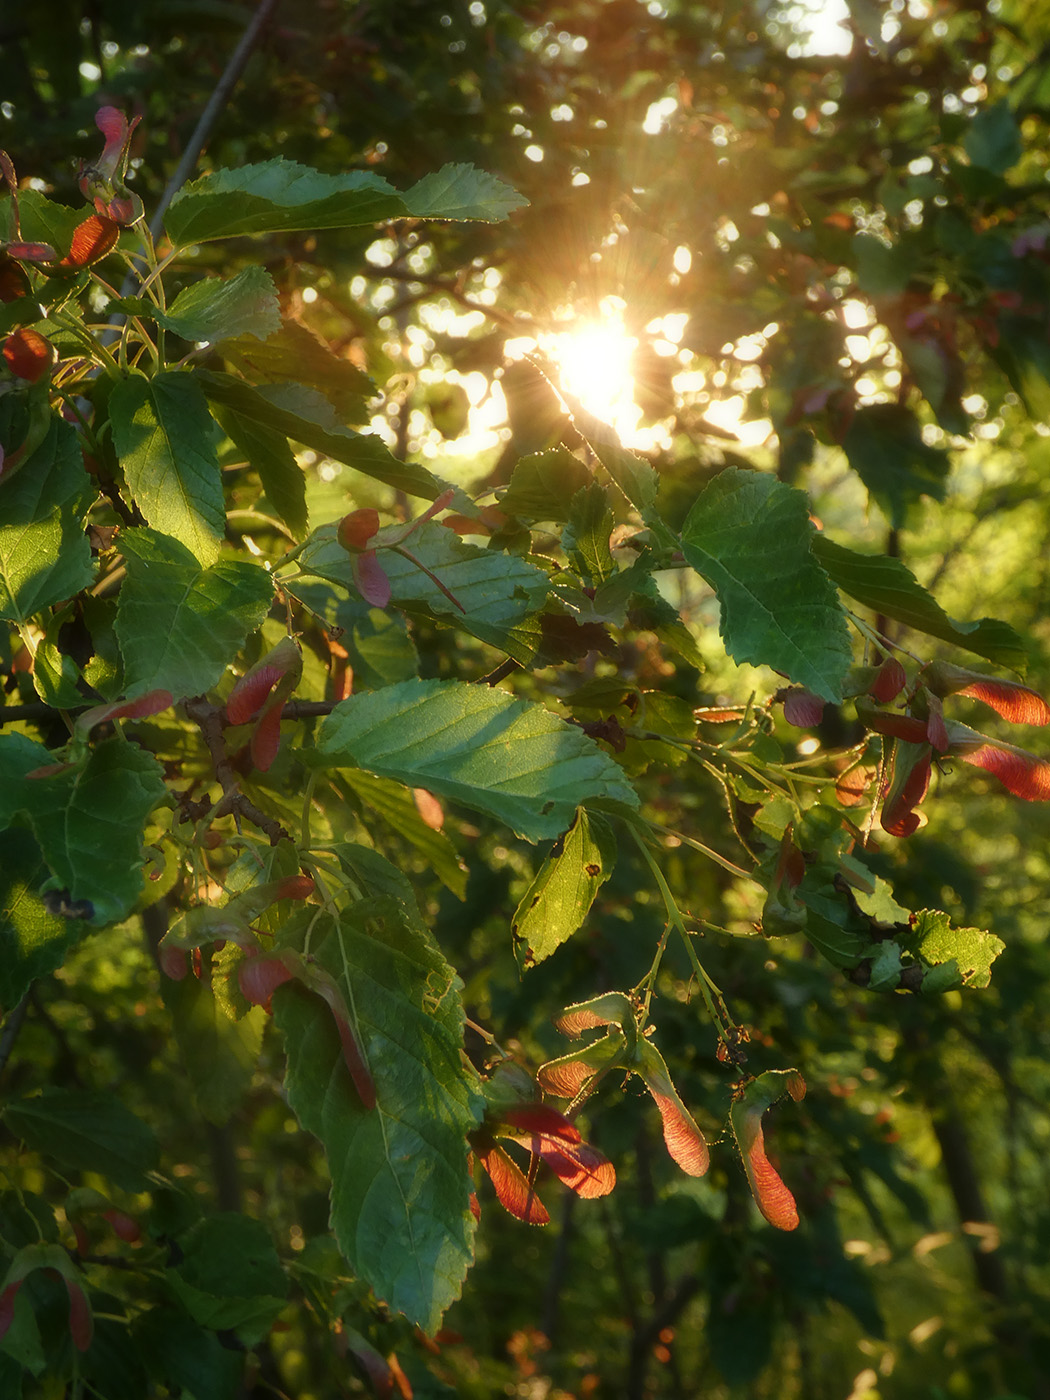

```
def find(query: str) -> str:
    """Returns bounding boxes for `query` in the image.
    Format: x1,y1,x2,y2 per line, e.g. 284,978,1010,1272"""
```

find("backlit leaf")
681,468,852,701
314,679,639,842
513,808,617,969
156,266,281,344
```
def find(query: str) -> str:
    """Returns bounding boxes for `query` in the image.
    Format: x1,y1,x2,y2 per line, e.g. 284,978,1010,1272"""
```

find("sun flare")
553,319,638,425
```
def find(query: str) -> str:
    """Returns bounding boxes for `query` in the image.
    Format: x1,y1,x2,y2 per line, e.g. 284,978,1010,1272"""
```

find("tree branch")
149,0,283,239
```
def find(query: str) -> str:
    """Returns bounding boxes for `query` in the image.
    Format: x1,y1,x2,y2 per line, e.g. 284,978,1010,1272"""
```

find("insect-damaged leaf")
513,809,617,969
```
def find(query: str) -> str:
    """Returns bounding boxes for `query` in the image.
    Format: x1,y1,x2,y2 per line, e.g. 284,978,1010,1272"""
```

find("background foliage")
3,1,1050,1397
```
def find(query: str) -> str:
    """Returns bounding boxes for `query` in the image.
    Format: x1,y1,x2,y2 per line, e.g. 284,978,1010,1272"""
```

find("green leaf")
568,396,660,516
219,322,374,421
29,605,84,708
197,370,457,503
403,163,528,221
904,909,1005,991
513,809,617,969
134,1309,244,1400
294,521,550,661
811,535,1027,671
841,405,950,529
498,448,593,521
165,161,405,244
273,903,483,1331
154,266,281,344
110,372,226,566
314,679,639,841
170,1215,287,1343
216,405,307,538
162,975,266,1126
562,483,616,586
115,528,273,699
681,468,852,702
8,190,84,256
164,159,525,246
964,101,1022,174
0,412,95,624
0,735,166,927
3,1089,159,1191
0,827,89,1012
338,770,468,899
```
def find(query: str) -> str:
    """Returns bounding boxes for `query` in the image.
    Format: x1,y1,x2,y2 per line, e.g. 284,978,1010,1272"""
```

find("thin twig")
148,0,282,240
0,994,29,1078
183,695,289,845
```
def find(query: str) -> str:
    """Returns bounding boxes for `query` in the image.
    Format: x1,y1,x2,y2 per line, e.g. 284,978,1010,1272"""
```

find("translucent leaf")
513,809,617,969
681,469,852,702
812,536,1026,671
841,404,949,528
273,904,483,1331
403,163,528,221
162,974,266,1126
314,679,639,842
499,448,593,521
0,827,89,1012
156,266,281,344
219,322,374,421
164,158,525,247
217,405,307,539
165,161,406,244
0,412,94,624
296,520,550,661
115,528,273,699
3,1089,159,1191
904,909,1005,991
110,372,225,566
338,770,467,898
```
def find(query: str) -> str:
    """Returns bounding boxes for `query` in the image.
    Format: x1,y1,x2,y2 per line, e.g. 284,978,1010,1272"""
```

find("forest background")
2,1,1050,1398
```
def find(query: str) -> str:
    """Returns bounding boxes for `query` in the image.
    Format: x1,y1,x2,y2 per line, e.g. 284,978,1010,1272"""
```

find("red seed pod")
337,508,381,552
3,327,54,383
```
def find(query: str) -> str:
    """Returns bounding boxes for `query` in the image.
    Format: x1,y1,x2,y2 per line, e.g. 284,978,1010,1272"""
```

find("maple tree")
3,2,1050,1396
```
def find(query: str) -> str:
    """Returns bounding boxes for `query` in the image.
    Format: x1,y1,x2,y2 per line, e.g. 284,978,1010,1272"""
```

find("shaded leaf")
197,370,456,503
274,904,483,1331
812,536,1027,671
3,1090,159,1191
498,447,592,521
0,412,94,624
842,404,950,528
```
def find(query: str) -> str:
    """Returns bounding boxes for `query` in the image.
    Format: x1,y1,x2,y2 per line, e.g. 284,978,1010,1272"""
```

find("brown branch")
183,695,289,845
